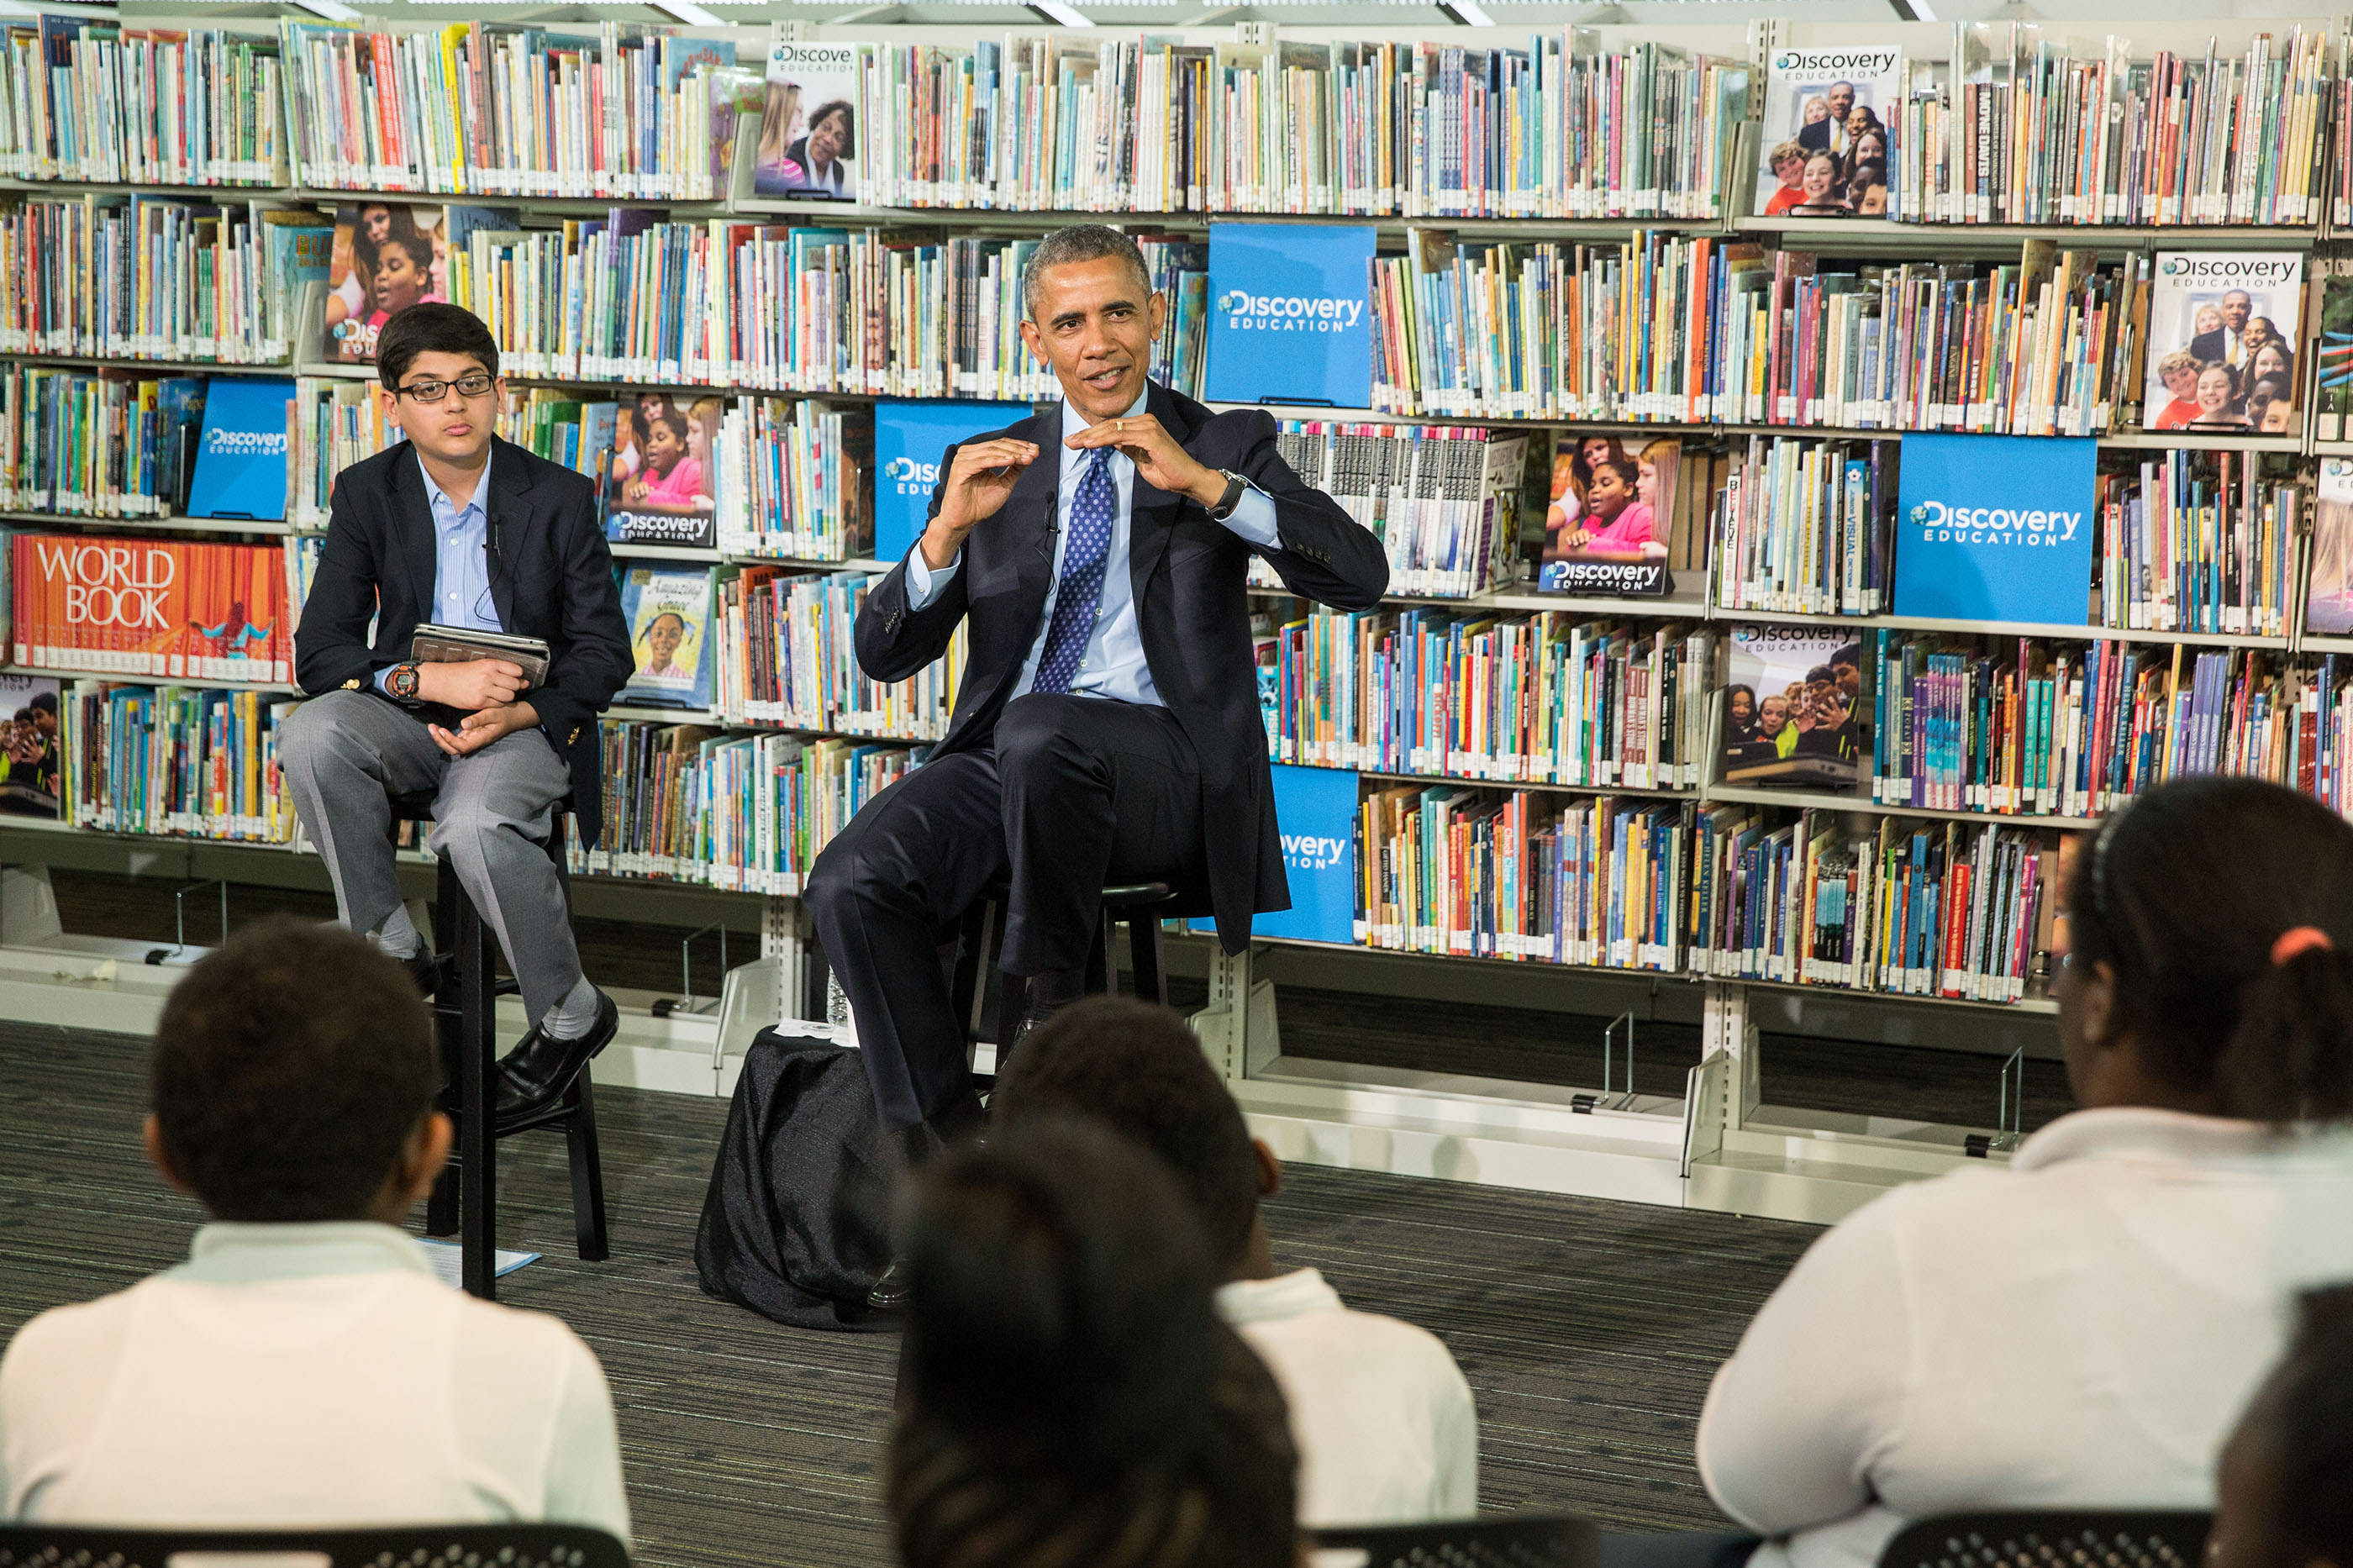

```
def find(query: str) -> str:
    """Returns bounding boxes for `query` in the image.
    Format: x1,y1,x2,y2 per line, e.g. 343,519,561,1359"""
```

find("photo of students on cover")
1721,627,1863,788
604,393,721,550
754,39,858,199
1753,47,1902,221
2142,252,2304,434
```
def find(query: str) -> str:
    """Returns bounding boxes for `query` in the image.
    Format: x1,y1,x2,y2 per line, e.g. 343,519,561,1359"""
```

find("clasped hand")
414,657,539,758
919,413,1229,570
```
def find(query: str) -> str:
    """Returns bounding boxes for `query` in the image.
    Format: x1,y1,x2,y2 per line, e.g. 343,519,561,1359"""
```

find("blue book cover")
1892,432,2097,624
185,376,295,521
618,566,715,709
1204,222,1376,408
1251,763,1358,944
871,399,1035,564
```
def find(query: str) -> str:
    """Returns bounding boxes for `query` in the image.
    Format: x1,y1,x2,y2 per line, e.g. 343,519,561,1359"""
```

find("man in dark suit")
284,303,634,1124
805,226,1387,1298
2189,288,2255,368
1797,80,1856,154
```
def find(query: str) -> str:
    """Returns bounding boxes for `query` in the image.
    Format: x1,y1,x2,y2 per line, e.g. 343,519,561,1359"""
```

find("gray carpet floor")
0,1016,1822,1568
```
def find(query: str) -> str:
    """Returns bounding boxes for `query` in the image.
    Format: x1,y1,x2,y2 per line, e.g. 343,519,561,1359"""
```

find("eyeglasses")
394,371,496,403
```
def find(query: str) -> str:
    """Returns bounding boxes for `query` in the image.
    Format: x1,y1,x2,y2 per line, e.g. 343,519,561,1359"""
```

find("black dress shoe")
868,1256,912,1312
401,948,454,997
493,990,619,1122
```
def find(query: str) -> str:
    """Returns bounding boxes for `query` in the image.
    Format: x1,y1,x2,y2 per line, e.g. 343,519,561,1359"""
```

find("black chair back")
1313,1513,1600,1567
1878,1511,2214,1568
0,1523,629,1568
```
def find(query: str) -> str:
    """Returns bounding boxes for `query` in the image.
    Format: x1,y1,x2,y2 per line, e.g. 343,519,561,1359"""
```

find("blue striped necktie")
1031,445,1116,695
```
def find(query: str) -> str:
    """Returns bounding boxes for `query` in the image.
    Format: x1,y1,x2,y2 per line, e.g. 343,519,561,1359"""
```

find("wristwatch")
386,662,422,704
1208,468,1248,520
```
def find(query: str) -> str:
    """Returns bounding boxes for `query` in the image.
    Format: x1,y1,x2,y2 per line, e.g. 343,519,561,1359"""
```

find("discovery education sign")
1204,222,1376,408
1892,432,2097,624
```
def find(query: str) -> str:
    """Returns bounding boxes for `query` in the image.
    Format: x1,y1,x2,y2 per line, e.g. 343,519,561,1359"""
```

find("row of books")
1264,608,1715,790
0,18,285,187
1699,810,2058,1005
1868,635,2314,818
2095,452,2300,637
568,720,918,893
9,534,293,685
55,680,298,842
712,566,965,739
1269,421,1528,598
0,367,212,518
834,34,1747,219
1708,436,1897,618
1887,26,2333,227
1367,231,2146,434
276,22,739,199
0,195,325,364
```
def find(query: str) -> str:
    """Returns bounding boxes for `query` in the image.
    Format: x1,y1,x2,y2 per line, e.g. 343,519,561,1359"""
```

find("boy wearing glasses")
282,303,634,1124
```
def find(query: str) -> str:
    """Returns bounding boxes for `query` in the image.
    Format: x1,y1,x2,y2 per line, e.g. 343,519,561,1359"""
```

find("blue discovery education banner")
872,399,1034,563
1255,763,1359,944
1204,223,1375,408
1892,432,2098,624
185,376,295,521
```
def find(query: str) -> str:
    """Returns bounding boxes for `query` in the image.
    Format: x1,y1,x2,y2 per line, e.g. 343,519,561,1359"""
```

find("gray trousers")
278,689,585,1024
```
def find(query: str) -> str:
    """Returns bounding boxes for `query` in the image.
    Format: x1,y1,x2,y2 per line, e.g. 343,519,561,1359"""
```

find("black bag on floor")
694,1029,898,1331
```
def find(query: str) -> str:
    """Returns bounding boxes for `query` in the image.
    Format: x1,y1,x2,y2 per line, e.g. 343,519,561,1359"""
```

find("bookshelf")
4,5,2350,1223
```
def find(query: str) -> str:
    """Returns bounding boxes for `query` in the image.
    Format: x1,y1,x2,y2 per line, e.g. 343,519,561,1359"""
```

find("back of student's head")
888,1118,1297,1568
991,997,1260,1271
2066,776,2353,1122
2218,1284,2353,1568
150,917,435,1221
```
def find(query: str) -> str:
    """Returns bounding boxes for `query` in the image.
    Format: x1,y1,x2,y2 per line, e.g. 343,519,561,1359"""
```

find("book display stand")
3,8,2347,1223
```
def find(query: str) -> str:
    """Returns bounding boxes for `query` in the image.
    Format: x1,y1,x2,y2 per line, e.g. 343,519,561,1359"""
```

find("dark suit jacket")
2187,328,2235,367
1797,118,1834,155
293,436,633,847
854,383,1390,952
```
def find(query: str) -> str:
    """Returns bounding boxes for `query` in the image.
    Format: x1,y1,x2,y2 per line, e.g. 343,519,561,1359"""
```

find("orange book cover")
13,536,286,679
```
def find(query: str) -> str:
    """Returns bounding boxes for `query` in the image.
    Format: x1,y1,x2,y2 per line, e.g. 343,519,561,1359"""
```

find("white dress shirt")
1217,1267,1478,1528
904,392,1282,706
0,1222,630,1543
375,448,501,696
1698,1107,2353,1568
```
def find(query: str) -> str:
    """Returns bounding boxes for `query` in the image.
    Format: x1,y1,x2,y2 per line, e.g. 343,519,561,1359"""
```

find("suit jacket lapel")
1129,382,1196,600
484,436,539,631
390,444,440,628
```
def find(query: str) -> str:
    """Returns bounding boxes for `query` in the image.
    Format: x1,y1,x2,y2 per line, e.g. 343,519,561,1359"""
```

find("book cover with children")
2141,252,2304,434
1534,431,1679,597
1754,47,1901,221
755,37,859,200
603,393,720,549
619,566,716,708
0,672,61,818
325,203,450,364
1721,626,1863,789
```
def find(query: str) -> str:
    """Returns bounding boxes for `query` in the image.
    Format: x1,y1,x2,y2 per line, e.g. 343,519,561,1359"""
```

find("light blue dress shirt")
903,392,1281,707
376,449,503,695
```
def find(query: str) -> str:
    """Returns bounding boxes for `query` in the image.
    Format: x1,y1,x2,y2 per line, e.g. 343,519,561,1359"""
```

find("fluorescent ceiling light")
1029,0,1095,24
291,0,361,19
1441,0,1497,25
652,0,724,20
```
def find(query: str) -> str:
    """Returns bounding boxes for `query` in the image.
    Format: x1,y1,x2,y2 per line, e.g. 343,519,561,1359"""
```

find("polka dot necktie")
1031,445,1115,696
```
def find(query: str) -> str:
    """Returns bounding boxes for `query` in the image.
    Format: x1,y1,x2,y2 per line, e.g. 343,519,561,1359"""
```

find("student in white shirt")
0,918,631,1542
889,1119,1299,1568
2209,1283,2353,1568
1696,776,2353,1568
992,997,1478,1528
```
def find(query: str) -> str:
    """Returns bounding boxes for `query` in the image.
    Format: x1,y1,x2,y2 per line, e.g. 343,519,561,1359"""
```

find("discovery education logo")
1892,433,2098,624
883,455,940,497
1907,498,2082,548
1216,290,1365,333
2157,253,2302,286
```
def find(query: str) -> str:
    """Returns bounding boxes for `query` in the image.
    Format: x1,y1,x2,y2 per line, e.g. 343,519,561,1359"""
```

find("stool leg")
565,1071,611,1262
458,889,498,1301
425,859,461,1238
1129,910,1166,1007
950,900,989,1050
1085,911,1112,995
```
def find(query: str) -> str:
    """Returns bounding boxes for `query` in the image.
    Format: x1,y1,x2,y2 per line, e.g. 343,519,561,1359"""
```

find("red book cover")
13,535,285,680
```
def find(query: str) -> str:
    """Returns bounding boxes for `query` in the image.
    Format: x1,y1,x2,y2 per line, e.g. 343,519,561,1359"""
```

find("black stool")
388,794,609,1300
947,881,1180,1059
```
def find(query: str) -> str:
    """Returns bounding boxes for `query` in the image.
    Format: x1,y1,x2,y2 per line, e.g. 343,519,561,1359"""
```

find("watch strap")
1209,469,1248,521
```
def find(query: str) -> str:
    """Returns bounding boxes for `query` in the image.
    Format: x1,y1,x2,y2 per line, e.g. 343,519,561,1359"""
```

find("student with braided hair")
1690,776,2353,1568
888,1118,1300,1568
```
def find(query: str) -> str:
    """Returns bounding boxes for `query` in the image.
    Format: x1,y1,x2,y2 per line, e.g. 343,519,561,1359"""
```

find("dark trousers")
805,693,1205,1133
